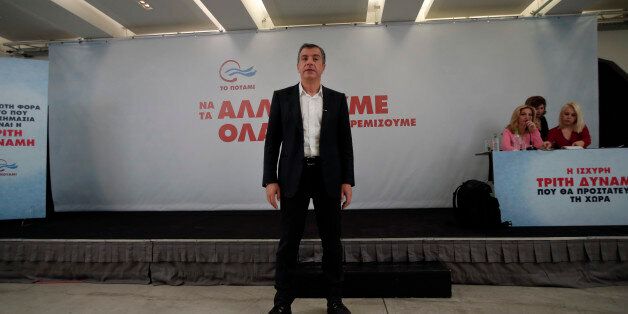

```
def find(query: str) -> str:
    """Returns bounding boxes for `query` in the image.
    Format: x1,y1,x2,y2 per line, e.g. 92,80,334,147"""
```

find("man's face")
297,47,325,81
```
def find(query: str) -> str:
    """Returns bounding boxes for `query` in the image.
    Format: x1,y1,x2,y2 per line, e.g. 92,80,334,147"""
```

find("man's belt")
304,156,320,166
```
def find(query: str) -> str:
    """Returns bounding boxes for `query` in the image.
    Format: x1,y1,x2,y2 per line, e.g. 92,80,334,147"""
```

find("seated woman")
543,102,591,149
500,105,543,151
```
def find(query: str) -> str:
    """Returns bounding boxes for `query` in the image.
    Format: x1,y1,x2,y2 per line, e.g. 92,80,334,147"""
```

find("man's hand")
266,183,280,209
341,184,352,209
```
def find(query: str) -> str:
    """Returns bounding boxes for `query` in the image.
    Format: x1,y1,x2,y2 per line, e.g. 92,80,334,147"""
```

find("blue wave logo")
219,60,257,82
226,66,256,77
0,159,18,172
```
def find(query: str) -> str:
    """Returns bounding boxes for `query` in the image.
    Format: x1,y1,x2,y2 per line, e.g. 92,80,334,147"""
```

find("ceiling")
1,0,627,55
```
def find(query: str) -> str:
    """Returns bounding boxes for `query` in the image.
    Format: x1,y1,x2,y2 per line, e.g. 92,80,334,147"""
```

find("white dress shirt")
299,83,323,157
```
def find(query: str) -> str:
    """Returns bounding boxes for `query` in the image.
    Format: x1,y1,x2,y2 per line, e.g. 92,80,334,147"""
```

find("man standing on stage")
263,43,355,314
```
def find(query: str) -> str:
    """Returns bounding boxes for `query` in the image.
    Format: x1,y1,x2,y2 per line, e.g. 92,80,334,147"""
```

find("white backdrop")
49,16,598,211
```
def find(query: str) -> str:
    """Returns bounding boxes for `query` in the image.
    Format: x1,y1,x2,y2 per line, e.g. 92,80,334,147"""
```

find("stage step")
293,262,452,298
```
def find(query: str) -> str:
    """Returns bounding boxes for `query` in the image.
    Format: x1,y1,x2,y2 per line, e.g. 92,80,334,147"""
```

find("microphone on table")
526,123,536,150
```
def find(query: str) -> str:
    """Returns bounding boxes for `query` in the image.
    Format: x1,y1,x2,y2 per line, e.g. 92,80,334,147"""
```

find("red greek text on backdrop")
196,95,417,142
566,167,611,174
536,176,628,187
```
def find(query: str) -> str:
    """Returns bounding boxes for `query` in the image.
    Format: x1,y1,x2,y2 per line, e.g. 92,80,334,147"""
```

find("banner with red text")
0,58,48,219
48,16,598,211
493,149,628,226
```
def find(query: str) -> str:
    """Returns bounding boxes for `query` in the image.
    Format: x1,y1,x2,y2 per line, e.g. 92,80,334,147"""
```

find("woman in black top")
525,96,549,141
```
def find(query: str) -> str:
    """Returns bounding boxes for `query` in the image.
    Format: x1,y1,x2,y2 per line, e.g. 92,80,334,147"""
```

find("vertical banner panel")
49,16,598,211
0,58,48,220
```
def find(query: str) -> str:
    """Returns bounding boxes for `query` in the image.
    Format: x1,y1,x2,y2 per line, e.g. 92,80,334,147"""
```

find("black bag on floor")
453,180,511,228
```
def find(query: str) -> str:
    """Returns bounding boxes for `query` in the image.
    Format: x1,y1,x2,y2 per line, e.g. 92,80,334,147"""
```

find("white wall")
598,29,628,72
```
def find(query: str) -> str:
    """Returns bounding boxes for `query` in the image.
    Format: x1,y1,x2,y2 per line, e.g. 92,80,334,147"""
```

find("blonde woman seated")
500,105,543,151
543,102,591,149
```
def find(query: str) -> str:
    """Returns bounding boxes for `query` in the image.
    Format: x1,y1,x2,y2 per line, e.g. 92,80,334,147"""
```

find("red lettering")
590,177,598,186
237,100,255,118
256,99,270,118
566,168,573,174
349,96,373,115
375,95,388,114
579,177,589,186
0,129,23,137
218,101,236,119
199,101,213,110
565,177,574,186
0,139,34,146
258,123,267,141
219,124,237,142
238,123,256,142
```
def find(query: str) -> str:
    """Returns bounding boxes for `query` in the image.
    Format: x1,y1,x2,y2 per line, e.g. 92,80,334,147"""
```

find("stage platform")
1,209,627,288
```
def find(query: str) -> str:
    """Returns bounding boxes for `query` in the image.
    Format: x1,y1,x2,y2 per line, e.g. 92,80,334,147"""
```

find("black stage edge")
2,209,627,289
1,209,628,239
293,262,451,298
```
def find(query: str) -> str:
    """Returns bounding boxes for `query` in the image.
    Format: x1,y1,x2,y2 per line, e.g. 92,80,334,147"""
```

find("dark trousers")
274,160,343,305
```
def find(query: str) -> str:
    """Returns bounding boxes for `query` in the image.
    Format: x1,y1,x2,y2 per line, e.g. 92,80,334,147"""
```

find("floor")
1,283,627,314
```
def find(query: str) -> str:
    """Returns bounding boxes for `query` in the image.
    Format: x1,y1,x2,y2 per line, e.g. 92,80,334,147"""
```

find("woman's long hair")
506,105,537,134
558,102,585,133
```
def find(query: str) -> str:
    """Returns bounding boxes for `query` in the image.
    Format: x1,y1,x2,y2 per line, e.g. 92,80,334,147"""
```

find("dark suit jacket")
539,115,549,141
263,83,354,198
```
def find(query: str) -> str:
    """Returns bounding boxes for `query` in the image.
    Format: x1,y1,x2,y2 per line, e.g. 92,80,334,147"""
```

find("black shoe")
327,300,351,314
269,303,292,314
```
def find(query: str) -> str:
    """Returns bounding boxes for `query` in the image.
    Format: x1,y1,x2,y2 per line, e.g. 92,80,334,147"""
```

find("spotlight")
137,0,153,10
